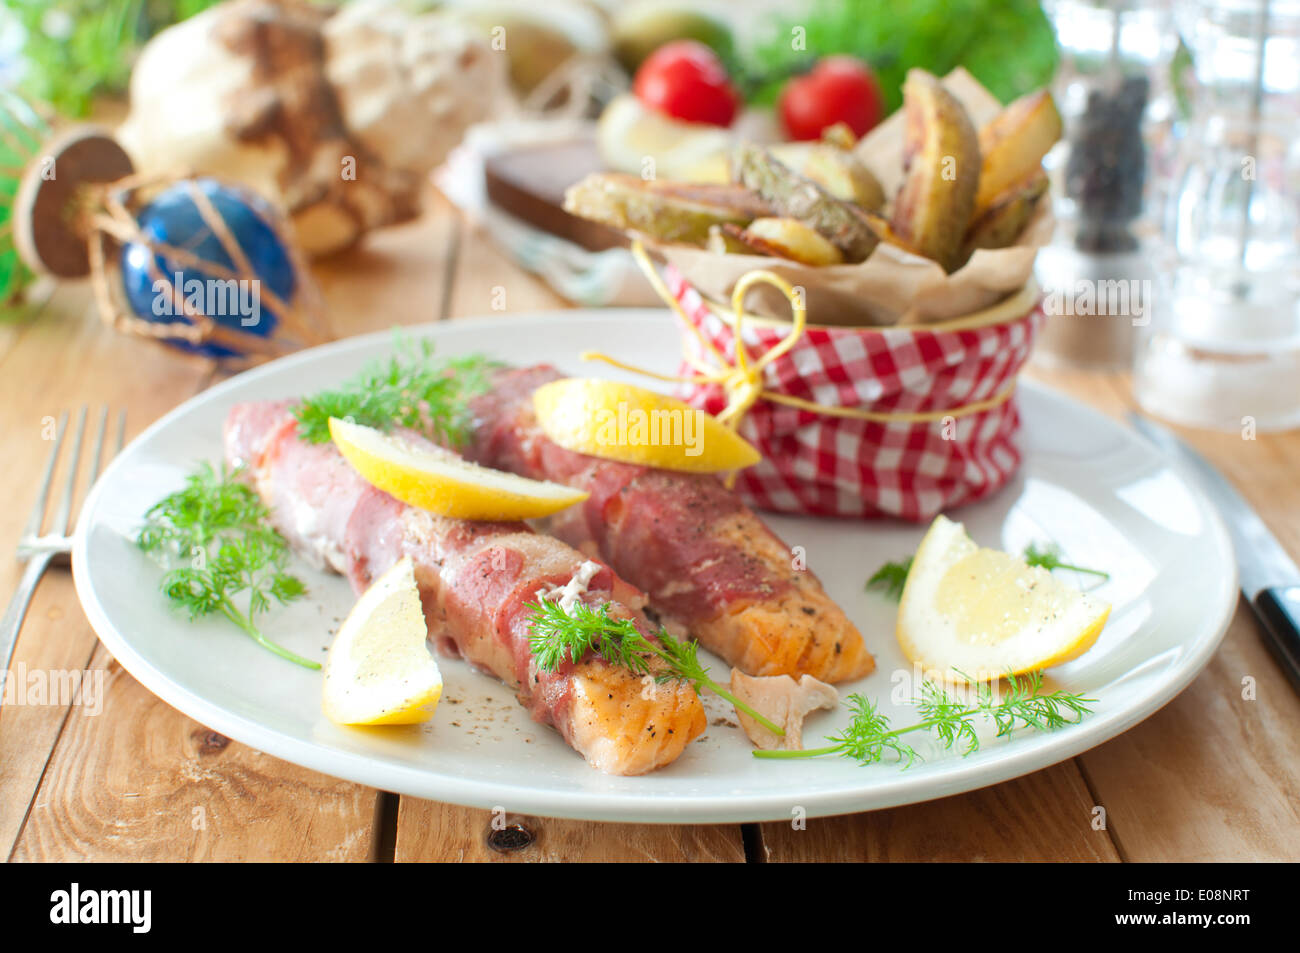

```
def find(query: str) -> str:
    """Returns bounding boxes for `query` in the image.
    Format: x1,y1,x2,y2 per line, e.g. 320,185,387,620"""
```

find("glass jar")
1134,0,1300,431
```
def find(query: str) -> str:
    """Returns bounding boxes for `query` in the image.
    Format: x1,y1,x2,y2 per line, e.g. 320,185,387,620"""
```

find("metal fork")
1,407,126,697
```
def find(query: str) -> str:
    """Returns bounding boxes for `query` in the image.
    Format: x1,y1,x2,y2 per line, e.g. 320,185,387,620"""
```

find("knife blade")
1129,413,1300,691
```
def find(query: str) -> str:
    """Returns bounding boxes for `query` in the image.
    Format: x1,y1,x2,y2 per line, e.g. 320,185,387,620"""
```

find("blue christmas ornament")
119,178,298,359
11,124,326,363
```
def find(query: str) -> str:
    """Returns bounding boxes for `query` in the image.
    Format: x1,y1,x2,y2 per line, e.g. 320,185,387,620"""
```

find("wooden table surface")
2,189,1298,862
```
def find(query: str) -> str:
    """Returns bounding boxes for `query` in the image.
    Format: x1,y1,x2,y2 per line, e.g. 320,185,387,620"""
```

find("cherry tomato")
633,40,740,127
778,56,884,141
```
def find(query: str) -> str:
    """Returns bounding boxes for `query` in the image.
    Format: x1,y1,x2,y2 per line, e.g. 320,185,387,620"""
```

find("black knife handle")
1252,586,1300,693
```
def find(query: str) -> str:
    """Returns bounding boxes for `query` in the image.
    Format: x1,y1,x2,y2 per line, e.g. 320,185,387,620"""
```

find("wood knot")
486,820,535,854
194,729,231,755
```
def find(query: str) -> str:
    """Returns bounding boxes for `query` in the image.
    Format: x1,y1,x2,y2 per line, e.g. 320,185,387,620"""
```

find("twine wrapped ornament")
6,102,327,364
89,173,328,360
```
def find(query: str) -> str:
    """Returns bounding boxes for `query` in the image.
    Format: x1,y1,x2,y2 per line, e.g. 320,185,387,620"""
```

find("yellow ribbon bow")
582,242,1018,446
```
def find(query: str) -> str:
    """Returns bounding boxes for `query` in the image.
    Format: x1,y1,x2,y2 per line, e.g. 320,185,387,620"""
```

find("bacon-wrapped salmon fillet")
224,400,706,776
466,367,875,683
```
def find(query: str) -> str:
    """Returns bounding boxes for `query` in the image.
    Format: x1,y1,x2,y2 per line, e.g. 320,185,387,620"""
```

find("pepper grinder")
1034,0,1178,370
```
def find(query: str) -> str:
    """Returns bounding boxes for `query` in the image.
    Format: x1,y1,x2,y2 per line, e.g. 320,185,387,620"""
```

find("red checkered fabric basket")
661,264,1043,522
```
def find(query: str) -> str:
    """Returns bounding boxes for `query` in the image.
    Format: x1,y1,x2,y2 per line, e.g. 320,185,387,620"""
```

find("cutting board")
483,138,627,252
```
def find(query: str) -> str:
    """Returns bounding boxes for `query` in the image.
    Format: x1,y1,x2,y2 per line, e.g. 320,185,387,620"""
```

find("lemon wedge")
532,378,761,473
597,92,733,183
897,515,1110,683
322,557,442,726
329,417,588,520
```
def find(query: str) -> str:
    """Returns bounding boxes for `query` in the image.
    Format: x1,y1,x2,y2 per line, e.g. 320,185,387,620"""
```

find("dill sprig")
1022,542,1110,580
137,463,317,669
754,670,1094,766
291,335,497,446
865,557,912,600
526,598,786,736
528,600,652,674
867,542,1108,601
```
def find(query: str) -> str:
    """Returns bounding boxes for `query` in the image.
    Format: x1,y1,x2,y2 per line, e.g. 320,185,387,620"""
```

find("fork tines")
3,406,127,703
19,406,127,556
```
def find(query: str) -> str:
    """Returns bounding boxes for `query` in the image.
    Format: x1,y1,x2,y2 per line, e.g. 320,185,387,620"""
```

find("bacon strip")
466,367,875,683
224,400,705,776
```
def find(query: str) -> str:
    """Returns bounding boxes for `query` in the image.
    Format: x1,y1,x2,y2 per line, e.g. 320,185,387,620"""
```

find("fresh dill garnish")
526,598,786,736
528,600,652,674
753,670,1095,766
1022,542,1110,580
291,335,497,446
137,463,317,669
866,557,912,600
866,541,1108,601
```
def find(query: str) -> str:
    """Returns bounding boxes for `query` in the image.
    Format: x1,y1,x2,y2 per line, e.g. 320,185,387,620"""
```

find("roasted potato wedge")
860,211,927,260
801,146,886,211
736,217,845,266
889,70,981,273
975,89,1062,213
707,223,755,255
768,130,886,211
732,144,878,262
962,169,1049,260
563,173,769,246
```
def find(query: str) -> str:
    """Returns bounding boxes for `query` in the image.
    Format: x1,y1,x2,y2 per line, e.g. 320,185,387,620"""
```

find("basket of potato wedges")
563,69,1062,521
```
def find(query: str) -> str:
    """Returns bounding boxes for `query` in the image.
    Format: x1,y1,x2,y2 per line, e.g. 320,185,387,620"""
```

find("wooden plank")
0,281,212,856
12,643,379,862
1069,374,1300,861
0,279,57,362
758,762,1119,862
442,208,568,319
1077,609,1300,861
312,188,460,337
1021,363,1131,417
0,574,102,855
394,800,745,863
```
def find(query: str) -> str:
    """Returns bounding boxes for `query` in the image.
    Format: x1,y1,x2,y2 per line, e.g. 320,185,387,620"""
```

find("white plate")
73,311,1237,823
